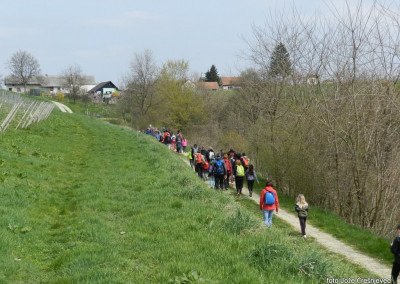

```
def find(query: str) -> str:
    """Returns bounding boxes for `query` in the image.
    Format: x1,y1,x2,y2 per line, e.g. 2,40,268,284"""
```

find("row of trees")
116,44,287,131
119,1,400,238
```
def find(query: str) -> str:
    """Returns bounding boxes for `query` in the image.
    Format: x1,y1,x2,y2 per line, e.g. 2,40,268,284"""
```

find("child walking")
295,194,309,238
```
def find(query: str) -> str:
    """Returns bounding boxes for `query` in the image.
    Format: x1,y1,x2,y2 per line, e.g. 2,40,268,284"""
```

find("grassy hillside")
0,109,377,283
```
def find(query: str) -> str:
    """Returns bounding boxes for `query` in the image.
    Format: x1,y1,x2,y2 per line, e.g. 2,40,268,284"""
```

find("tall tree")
121,49,158,128
61,64,85,104
268,43,292,79
156,60,205,131
205,64,220,83
7,50,41,93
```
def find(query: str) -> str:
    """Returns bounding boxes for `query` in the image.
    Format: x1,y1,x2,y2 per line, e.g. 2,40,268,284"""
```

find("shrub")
57,92,65,101
292,249,331,282
222,209,258,235
249,243,292,268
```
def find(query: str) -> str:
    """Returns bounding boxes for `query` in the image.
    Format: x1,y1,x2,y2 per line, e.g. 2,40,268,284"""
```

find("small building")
195,81,219,91
221,77,241,90
88,81,119,103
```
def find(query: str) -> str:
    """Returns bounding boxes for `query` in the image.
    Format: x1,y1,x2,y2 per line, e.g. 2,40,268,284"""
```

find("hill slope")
0,110,378,283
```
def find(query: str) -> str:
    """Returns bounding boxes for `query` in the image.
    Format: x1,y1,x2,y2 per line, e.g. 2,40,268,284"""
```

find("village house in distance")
4,75,119,103
185,76,241,91
4,74,96,96
88,81,119,103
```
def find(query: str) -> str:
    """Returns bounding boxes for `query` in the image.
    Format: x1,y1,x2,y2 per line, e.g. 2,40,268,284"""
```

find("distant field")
0,109,378,283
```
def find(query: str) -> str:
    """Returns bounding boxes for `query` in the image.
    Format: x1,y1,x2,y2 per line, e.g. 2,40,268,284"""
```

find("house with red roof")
221,77,241,90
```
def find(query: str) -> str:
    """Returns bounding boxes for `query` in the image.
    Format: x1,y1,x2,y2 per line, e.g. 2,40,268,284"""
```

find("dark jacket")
295,203,309,218
391,236,400,264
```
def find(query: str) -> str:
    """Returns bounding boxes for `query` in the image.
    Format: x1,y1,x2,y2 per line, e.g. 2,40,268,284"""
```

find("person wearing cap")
391,224,400,283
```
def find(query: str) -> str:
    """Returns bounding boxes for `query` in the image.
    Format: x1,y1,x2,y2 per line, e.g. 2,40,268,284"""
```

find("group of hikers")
144,125,400,284
185,143,309,238
143,126,188,153
187,145,258,197
143,126,309,235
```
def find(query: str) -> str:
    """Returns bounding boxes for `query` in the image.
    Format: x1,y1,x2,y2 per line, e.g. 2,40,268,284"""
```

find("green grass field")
0,108,381,283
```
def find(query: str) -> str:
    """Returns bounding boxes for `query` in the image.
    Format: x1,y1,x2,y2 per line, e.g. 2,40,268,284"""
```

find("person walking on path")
259,180,279,228
194,151,204,179
208,159,215,189
213,154,227,190
234,159,245,196
241,153,250,171
295,194,309,238
202,160,209,181
245,164,259,197
182,138,187,153
171,134,176,151
223,154,232,190
175,132,182,153
229,153,236,185
391,224,400,283
187,149,193,168
193,144,199,155
164,132,172,150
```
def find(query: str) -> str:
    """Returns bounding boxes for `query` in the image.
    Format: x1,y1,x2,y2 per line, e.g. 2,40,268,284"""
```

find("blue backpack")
214,160,224,174
265,191,275,205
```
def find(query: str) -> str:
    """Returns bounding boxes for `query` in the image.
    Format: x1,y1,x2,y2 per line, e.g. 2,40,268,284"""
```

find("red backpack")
195,153,203,164
242,157,249,168
224,158,232,174
202,160,209,170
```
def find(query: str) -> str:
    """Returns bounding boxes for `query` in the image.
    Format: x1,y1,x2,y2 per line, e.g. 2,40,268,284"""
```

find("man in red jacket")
259,180,279,227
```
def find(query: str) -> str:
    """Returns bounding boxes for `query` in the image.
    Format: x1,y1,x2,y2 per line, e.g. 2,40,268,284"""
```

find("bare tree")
121,49,158,128
61,64,85,104
7,50,41,94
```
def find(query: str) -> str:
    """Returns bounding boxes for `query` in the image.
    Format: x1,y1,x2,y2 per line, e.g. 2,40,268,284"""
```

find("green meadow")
0,109,379,283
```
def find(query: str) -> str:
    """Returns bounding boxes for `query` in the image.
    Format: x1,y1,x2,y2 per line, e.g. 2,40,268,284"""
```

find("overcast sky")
0,0,381,87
